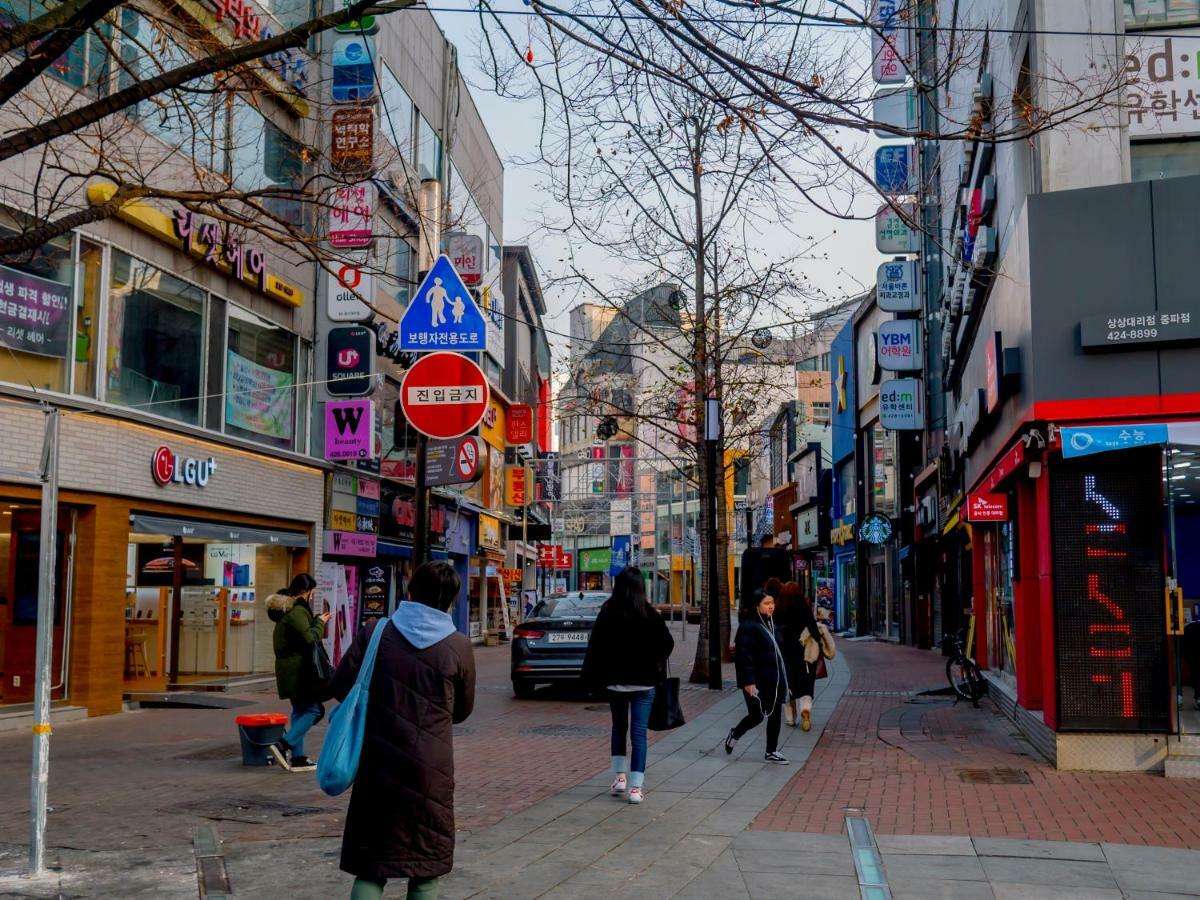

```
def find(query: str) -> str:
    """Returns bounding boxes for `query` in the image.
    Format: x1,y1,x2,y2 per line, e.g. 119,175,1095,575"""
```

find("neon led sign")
1051,452,1168,732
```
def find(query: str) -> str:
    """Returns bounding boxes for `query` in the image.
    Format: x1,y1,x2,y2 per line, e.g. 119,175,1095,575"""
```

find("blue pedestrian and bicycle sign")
399,254,488,352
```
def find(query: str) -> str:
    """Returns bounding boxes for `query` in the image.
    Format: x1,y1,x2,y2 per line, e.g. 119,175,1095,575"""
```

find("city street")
3,637,1200,897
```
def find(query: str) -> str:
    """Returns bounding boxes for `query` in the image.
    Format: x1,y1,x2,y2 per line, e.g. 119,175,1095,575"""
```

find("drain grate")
958,767,1032,785
520,724,608,737
847,690,914,697
175,744,242,761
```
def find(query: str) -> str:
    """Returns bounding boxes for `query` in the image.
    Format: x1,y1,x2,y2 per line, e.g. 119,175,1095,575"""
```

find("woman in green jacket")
266,573,330,772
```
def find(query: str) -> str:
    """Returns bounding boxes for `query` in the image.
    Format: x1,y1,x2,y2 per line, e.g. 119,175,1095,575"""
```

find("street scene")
3,0,1200,897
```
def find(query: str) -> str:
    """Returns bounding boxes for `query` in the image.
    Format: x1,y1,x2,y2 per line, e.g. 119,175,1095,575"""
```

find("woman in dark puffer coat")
330,561,476,900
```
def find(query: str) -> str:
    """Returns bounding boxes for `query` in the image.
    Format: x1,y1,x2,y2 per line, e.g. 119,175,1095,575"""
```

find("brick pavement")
0,624,731,858
753,639,1200,848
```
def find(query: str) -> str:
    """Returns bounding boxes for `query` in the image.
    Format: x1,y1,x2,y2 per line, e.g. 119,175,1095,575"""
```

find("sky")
429,1,882,355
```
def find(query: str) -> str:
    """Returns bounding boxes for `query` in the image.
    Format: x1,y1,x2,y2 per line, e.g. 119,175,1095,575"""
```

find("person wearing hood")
330,560,476,900
724,588,790,764
267,573,330,773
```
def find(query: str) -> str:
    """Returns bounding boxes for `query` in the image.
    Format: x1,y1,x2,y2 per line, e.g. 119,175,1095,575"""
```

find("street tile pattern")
754,640,1200,847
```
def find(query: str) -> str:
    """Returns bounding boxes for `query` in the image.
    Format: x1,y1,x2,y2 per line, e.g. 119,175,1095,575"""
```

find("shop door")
0,505,76,706
1167,444,1200,734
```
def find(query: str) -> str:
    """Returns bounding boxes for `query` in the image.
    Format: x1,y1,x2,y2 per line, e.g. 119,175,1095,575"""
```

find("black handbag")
312,639,334,683
648,665,686,732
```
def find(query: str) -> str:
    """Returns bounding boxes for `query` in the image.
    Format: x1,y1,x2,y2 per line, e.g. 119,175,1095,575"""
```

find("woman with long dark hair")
582,566,674,804
779,583,836,731
774,582,807,727
725,588,790,763
266,572,330,772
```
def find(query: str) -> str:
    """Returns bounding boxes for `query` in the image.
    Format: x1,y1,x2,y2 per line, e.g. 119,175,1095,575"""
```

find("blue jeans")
283,701,324,757
610,688,656,780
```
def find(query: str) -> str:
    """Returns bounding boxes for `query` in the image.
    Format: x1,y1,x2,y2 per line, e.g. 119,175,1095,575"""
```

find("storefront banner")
610,535,631,575
0,265,72,358
1125,30,1200,139
814,575,835,626
1061,423,1169,458
226,351,294,439
579,548,611,572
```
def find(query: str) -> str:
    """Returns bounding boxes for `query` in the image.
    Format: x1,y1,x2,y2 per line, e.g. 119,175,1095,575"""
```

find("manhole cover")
958,768,1032,785
172,796,323,824
174,744,241,761
520,724,608,737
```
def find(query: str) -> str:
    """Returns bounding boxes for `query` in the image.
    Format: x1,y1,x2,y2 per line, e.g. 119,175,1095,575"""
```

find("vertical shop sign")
874,203,919,253
870,0,910,84
329,182,376,248
331,34,376,102
325,399,375,459
326,326,375,396
446,233,484,287
506,404,534,444
330,106,375,174
327,257,373,322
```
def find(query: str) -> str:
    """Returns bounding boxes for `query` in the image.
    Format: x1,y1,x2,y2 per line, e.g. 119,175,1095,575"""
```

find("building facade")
862,0,1200,770
0,2,544,716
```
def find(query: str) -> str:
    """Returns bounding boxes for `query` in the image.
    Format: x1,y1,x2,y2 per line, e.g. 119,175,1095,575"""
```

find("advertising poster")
610,535,632,575
814,575,836,627
361,563,391,622
225,351,294,439
0,265,72,358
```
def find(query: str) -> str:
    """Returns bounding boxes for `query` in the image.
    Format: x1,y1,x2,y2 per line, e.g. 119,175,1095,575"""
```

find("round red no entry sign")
400,351,490,440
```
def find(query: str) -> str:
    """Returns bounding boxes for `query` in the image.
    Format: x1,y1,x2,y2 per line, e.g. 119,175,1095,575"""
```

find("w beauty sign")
325,399,375,460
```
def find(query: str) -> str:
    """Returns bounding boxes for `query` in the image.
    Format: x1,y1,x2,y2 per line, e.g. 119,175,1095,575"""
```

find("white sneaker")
628,787,644,804
610,774,627,796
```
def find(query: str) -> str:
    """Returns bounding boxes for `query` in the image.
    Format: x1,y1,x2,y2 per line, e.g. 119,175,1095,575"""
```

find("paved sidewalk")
220,657,852,898
756,641,1200,847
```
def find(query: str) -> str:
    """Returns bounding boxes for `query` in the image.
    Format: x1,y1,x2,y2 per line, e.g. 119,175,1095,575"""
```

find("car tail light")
514,625,544,640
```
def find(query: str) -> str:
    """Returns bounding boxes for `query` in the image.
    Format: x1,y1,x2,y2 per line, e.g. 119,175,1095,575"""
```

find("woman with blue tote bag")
327,561,476,900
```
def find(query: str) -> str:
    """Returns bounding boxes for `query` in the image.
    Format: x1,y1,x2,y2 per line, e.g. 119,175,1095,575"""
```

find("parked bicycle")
943,626,986,707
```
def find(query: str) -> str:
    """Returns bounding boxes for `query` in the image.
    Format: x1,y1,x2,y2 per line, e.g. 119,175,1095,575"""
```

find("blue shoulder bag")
317,619,388,796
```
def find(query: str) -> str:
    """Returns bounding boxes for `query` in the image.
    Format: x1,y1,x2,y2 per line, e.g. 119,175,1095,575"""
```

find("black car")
510,591,608,698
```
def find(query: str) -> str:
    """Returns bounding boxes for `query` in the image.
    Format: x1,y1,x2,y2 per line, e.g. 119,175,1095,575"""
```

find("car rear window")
534,595,605,618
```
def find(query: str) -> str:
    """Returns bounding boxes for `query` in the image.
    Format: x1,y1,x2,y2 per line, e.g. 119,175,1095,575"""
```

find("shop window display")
225,305,296,449
0,228,85,394
106,251,205,424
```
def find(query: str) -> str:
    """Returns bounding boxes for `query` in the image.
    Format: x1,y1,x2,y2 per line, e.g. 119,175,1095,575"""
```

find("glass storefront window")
225,305,296,449
1125,0,1200,27
0,228,76,393
987,518,1019,686
106,250,205,424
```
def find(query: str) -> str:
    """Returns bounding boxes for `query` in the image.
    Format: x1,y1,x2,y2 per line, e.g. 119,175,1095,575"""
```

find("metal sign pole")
30,407,60,875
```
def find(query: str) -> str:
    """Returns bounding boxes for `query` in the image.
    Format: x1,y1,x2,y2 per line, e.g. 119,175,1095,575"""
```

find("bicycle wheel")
947,657,981,702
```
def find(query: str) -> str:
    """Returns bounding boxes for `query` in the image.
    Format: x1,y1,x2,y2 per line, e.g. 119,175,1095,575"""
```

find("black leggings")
731,688,782,753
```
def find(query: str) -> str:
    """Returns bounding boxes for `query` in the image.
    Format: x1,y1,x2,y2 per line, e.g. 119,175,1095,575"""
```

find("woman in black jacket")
725,588,790,764
581,566,674,804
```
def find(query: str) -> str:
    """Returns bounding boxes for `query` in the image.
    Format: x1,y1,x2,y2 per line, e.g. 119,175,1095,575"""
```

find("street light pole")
705,397,721,690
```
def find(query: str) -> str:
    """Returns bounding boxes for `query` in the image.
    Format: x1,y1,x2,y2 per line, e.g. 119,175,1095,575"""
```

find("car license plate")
548,632,587,643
